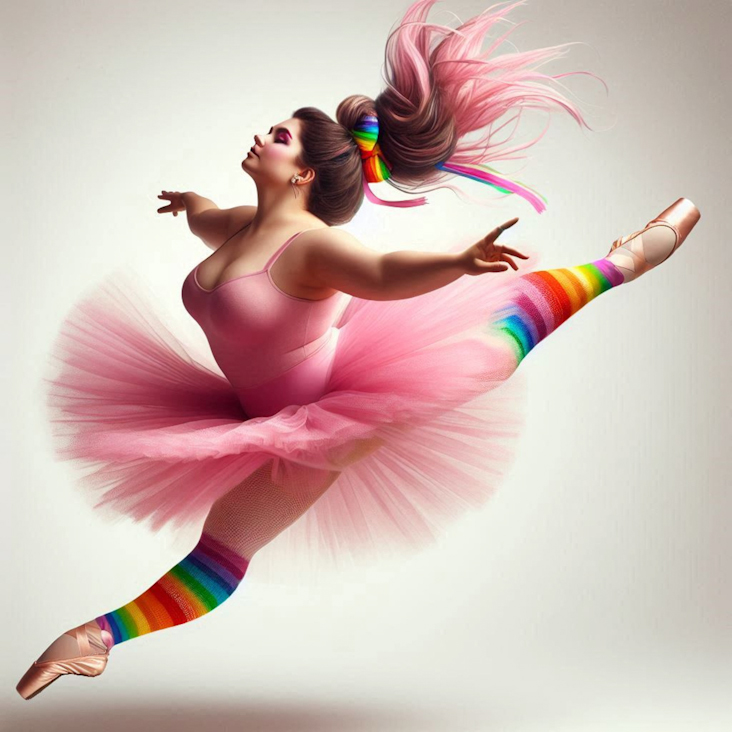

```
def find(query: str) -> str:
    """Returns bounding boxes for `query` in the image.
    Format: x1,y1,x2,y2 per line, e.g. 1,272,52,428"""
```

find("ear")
298,168,317,184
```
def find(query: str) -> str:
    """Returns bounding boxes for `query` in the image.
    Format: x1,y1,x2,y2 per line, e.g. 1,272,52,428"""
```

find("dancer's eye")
268,127,290,144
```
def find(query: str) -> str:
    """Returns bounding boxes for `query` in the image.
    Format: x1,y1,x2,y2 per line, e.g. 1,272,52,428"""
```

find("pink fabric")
43,233,542,572
182,225,345,417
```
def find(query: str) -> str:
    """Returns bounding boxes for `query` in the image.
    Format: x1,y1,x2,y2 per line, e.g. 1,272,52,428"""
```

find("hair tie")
348,112,547,213
349,114,427,208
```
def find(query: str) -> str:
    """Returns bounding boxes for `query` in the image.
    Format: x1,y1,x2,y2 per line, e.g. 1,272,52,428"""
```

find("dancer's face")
242,117,310,186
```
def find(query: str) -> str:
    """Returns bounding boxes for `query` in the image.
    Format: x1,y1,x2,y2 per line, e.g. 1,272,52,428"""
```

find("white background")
3,0,730,729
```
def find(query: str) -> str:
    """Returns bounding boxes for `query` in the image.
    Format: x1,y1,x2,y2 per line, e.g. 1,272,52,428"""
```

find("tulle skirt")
42,241,539,580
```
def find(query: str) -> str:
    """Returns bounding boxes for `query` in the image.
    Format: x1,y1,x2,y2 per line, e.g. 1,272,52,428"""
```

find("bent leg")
488,258,625,366
93,461,341,649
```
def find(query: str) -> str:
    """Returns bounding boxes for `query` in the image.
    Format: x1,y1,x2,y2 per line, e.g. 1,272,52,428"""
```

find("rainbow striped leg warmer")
95,532,249,647
489,258,625,365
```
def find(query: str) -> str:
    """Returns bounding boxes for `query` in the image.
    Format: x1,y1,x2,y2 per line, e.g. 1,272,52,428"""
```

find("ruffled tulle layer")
42,242,539,573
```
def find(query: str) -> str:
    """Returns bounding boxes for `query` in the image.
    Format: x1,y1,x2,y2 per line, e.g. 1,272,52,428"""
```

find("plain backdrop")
3,0,730,730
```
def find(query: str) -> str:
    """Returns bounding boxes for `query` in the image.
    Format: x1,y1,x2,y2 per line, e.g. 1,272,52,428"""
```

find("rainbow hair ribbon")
349,113,547,213
350,114,427,208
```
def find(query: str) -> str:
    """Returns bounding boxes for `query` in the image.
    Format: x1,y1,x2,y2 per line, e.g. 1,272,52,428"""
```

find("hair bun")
336,95,377,132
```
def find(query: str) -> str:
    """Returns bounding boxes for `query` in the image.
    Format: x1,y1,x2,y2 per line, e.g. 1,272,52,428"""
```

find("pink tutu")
43,239,539,575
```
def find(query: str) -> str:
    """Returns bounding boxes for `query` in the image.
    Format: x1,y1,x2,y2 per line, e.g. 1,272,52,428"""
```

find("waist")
235,328,340,418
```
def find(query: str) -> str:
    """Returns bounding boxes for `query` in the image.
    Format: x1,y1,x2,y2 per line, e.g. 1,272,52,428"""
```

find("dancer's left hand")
459,217,529,275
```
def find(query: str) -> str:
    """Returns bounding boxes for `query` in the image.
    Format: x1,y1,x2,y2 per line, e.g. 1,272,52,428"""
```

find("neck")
250,183,314,231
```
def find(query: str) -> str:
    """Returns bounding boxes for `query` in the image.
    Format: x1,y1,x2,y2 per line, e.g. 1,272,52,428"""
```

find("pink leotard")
181,224,346,418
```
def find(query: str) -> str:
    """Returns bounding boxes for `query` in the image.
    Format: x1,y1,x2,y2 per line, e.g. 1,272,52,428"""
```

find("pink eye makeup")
268,126,293,143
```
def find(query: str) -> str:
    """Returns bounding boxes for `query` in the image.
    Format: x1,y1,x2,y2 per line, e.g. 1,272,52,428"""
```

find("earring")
291,175,301,184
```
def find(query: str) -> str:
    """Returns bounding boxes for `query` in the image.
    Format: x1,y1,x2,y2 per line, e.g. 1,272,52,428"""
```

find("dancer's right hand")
157,191,186,217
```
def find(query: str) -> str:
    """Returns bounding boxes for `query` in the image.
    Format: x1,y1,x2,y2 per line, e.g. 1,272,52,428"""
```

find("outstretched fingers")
500,245,529,259
486,217,519,242
498,246,531,270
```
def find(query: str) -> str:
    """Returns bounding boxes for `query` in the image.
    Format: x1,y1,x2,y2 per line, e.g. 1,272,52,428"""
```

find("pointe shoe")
606,197,701,283
16,621,110,700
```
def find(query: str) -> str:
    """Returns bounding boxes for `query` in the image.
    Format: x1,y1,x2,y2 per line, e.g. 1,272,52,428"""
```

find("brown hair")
292,89,456,227
290,105,364,227
293,0,604,226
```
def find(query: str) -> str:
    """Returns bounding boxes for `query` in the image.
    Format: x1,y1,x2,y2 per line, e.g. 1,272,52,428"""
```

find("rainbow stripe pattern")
351,114,393,184
96,532,249,646
435,160,548,214
490,258,625,364
349,112,546,211
350,114,428,208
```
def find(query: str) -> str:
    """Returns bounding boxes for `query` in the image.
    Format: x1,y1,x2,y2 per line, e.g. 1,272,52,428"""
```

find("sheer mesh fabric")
202,459,342,561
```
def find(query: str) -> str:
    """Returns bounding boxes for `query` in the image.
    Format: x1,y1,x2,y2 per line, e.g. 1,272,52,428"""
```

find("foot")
35,619,110,663
605,197,700,283
16,620,111,700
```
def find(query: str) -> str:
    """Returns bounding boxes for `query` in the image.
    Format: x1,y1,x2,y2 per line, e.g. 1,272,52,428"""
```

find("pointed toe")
16,621,110,700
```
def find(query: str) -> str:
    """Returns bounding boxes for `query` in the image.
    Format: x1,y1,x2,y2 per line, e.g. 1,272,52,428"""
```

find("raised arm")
304,228,464,301
181,193,257,251
304,221,528,301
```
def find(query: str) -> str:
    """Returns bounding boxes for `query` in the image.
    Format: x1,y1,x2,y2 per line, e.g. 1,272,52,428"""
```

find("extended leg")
92,531,248,649
487,258,625,366
34,461,341,657
93,461,341,649
488,198,701,368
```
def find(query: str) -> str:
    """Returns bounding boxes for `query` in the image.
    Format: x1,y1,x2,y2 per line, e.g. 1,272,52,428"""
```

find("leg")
488,197,701,369
487,257,625,367
30,461,340,660
93,460,341,649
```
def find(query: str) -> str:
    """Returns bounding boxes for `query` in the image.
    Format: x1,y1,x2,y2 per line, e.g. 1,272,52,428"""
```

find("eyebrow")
269,126,293,140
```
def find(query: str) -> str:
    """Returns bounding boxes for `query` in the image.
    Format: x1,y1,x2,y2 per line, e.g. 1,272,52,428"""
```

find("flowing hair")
294,0,608,224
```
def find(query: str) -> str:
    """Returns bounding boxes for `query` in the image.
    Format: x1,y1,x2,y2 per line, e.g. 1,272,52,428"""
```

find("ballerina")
16,0,700,700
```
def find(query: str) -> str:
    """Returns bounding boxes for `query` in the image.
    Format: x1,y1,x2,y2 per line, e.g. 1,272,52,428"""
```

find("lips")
250,148,259,157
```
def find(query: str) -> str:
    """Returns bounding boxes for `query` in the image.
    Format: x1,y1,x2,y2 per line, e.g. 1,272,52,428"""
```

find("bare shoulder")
222,205,258,237
298,227,384,299
299,226,378,271
192,205,258,250
299,226,373,256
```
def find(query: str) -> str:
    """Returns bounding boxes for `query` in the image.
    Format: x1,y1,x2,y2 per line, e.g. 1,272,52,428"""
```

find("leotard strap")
263,228,321,272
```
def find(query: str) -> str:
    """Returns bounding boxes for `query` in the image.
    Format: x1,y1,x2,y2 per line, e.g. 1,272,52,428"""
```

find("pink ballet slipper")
606,197,701,283
16,621,110,700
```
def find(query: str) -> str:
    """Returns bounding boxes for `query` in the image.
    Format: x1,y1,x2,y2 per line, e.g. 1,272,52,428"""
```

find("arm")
379,248,466,299
304,229,465,301
181,193,256,251
181,192,219,220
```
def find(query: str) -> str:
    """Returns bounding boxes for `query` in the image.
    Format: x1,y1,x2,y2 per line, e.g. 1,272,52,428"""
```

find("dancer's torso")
182,223,347,417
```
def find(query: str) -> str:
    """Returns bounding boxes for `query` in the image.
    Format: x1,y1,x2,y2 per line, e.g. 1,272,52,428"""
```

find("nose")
254,134,264,147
